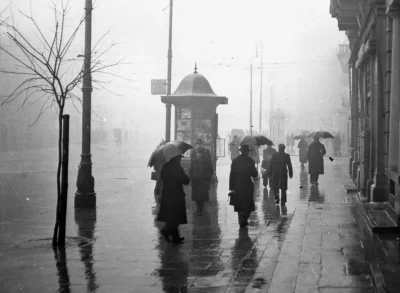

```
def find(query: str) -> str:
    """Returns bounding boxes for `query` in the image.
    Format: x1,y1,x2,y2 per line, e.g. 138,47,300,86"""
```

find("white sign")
151,79,167,95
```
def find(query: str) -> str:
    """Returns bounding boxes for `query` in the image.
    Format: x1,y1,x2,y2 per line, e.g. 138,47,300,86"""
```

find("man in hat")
268,144,293,206
189,138,214,215
229,144,258,228
307,135,326,185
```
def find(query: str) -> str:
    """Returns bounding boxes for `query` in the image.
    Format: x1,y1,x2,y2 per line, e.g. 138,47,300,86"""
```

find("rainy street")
1,146,398,293
1,0,400,292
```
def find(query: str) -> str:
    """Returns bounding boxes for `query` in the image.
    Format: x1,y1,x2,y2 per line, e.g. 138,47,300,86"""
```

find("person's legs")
170,224,184,243
315,174,320,184
281,190,287,206
238,210,249,227
310,173,316,184
196,200,204,215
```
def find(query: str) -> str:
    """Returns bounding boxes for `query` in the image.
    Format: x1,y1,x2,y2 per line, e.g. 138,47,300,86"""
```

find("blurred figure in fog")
157,154,190,244
113,128,122,146
229,135,240,161
298,137,309,168
289,133,295,153
268,144,293,206
261,145,277,188
189,138,214,216
333,132,342,156
229,145,258,228
307,135,327,185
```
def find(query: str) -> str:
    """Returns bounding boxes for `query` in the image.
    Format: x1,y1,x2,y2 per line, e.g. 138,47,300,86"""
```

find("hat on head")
239,145,250,151
278,143,286,150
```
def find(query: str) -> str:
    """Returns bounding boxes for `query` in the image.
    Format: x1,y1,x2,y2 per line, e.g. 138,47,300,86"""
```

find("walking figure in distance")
261,144,277,188
298,137,309,168
229,145,258,228
268,144,293,206
189,138,214,216
157,155,190,244
307,135,326,185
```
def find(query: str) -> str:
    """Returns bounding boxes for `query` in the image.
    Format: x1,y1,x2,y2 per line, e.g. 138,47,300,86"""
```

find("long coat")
298,139,309,164
307,141,326,175
189,147,214,202
157,158,190,225
268,151,293,191
229,154,258,212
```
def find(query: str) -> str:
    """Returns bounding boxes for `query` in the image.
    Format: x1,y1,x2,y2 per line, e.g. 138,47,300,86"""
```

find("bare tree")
0,1,124,245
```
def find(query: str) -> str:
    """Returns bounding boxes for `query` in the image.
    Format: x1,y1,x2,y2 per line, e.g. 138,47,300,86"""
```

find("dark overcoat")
298,139,309,163
229,154,258,212
268,151,293,191
157,158,190,225
189,147,214,202
307,141,326,175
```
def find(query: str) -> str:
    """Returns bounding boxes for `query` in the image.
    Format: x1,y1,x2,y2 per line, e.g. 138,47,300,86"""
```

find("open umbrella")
148,139,165,167
308,131,334,139
148,140,193,167
240,135,273,146
293,135,306,140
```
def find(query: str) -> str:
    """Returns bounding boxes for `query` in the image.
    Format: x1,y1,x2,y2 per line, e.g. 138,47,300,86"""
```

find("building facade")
330,0,400,222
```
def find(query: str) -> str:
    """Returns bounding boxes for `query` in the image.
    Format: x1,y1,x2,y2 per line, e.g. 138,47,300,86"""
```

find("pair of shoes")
275,200,280,205
160,230,170,243
315,182,319,186
310,181,315,185
281,202,286,206
171,236,184,244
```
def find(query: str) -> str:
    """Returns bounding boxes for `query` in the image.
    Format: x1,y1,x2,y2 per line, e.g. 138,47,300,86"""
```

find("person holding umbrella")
149,140,193,244
307,134,327,185
268,144,293,206
229,145,258,228
189,138,214,216
261,144,277,188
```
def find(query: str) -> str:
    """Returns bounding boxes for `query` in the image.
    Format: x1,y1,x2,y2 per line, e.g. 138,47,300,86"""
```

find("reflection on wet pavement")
0,157,398,292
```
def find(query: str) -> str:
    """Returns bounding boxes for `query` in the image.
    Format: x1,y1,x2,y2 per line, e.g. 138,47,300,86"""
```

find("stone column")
389,11,400,171
371,8,388,201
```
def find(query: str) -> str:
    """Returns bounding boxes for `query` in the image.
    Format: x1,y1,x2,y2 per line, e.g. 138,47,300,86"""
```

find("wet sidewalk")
0,155,399,293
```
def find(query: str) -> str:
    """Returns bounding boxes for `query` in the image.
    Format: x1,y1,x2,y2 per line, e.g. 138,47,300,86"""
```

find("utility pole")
250,64,253,135
269,85,273,140
165,0,173,141
75,0,95,208
259,46,263,135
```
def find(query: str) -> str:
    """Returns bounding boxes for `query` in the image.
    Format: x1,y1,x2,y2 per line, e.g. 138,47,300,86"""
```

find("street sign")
151,79,167,95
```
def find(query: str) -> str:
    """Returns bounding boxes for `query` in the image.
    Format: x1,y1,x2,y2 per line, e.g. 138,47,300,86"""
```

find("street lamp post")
255,41,263,135
75,0,96,208
165,0,173,141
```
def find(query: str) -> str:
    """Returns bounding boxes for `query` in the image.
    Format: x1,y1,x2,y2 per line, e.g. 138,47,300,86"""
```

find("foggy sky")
1,0,346,150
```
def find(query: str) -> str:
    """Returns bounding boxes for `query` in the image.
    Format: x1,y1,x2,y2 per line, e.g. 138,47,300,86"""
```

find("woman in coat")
298,137,309,168
189,138,214,216
229,145,258,228
157,155,190,243
306,135,327,185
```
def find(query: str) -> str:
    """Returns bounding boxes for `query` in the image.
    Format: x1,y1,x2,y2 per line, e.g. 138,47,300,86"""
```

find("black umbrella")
293,135,306,140
240,135,273,146
308,131,334,139
148,140,193,167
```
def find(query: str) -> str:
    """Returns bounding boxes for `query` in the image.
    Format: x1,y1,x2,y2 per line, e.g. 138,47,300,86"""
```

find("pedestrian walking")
261,145,277,188
268,144,293,206
229,145,258,228
298,137,309,168
229,135,240,161
289,133,295,153
307,135,327,185
189,138,214,216
157,155,190,244
333,132,342,156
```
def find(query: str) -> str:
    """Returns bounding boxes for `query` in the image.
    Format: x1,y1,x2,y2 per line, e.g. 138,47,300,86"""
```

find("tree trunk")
52,111,63,245
58,115,70,246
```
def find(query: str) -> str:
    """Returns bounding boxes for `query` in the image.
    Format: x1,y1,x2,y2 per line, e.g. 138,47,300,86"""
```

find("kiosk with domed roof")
161,65,228,175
